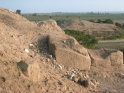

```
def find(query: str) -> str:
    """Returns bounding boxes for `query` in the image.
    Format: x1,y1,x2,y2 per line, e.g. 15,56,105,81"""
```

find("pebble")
24,48,29,53
47,54,52,59
63,40,66,43
46,58,50,62
29,43,34,47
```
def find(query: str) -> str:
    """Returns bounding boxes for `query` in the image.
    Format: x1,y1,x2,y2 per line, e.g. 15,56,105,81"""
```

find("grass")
102,32,124,40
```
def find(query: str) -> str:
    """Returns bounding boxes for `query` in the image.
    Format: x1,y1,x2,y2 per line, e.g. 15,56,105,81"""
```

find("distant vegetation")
64,30,98,49
16,10,21,15
90,19,124,29
22,13,124,41
102,32,124,40
90,19,114,24
115,22,124,29
23,13,124,22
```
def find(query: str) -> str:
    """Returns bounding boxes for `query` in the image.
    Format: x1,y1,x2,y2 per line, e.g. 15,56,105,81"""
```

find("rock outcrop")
88,48,123,67
17,61,40,82
38,19,64,33
48,34,91,70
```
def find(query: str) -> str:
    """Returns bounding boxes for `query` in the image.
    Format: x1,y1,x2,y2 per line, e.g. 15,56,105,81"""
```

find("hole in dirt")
1,77,6,82
27,85,30,88
77,79,89,88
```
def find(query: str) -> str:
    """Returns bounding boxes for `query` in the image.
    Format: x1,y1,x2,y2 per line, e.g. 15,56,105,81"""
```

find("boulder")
110,50,123,66
38,19,64,33
17,61,40,82
88,48,123,67
48,34,91,70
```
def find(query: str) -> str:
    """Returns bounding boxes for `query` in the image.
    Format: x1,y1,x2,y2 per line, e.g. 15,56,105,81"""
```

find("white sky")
0,0,124,13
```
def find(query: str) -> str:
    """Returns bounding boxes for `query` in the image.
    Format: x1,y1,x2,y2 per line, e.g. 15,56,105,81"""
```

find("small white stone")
58,64,62,69
24,48,29,53
46,58,50,62
63,40,66,43
47,55,52,58
30,43,34,47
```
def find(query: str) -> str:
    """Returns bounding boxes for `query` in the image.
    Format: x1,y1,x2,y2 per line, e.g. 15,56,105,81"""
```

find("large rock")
88,48,123,67
110,50,123,66
17,61,40,82
38,19,64,33
48,34,91,70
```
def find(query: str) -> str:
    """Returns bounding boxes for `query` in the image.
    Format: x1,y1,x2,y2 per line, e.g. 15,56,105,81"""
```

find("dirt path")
98,39,124,50
99,39,124,43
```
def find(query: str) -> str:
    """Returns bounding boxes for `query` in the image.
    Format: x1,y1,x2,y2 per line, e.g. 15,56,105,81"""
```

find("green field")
23,13,124,22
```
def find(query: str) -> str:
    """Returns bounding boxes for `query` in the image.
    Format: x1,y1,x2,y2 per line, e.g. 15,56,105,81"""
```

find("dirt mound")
0,7,124,93
57,19,122,38
0,8,91,93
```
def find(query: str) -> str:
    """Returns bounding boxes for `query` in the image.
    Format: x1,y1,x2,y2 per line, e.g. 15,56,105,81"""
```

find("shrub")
102,32,124,40
32,13,37,16
64,30,98,49
102,19,114,24
115,22,122,28
97,19,102,23
16,10,21,15
89,20,95,23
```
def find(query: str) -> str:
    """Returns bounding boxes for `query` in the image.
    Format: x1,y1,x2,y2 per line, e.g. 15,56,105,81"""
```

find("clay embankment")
0,8,124,93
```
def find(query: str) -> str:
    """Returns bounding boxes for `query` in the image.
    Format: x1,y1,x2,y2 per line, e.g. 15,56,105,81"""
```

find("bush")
32,13,37,16
16,10,21,15
64,30,98,49
97,19,102,23
102,19,114,24
102,32,124,40
115,22,122,28
89,20,95,22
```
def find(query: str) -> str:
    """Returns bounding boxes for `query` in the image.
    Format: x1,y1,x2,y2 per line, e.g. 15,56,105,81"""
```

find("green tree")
97,19,102,23
64,30,98,49
115,22,122,28
16,10,21,15
103,19,114,24
32,13,37,16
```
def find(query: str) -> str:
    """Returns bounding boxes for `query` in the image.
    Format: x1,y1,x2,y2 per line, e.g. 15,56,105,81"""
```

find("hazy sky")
0,0,124,13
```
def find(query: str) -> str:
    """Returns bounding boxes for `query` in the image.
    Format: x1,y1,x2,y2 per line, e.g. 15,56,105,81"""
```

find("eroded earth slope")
0,8,124,93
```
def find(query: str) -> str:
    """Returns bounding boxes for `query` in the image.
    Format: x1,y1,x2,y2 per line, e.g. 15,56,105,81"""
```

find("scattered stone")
63,40,66,43
58,81,63,85
116,72,124,78
89,79,99,90
24,48,29,53
29,43,34,47
17,61,40,82
53,60,63,69
72,76,79,82
46,58,50,62
66,71,75,80
47,54,53,59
